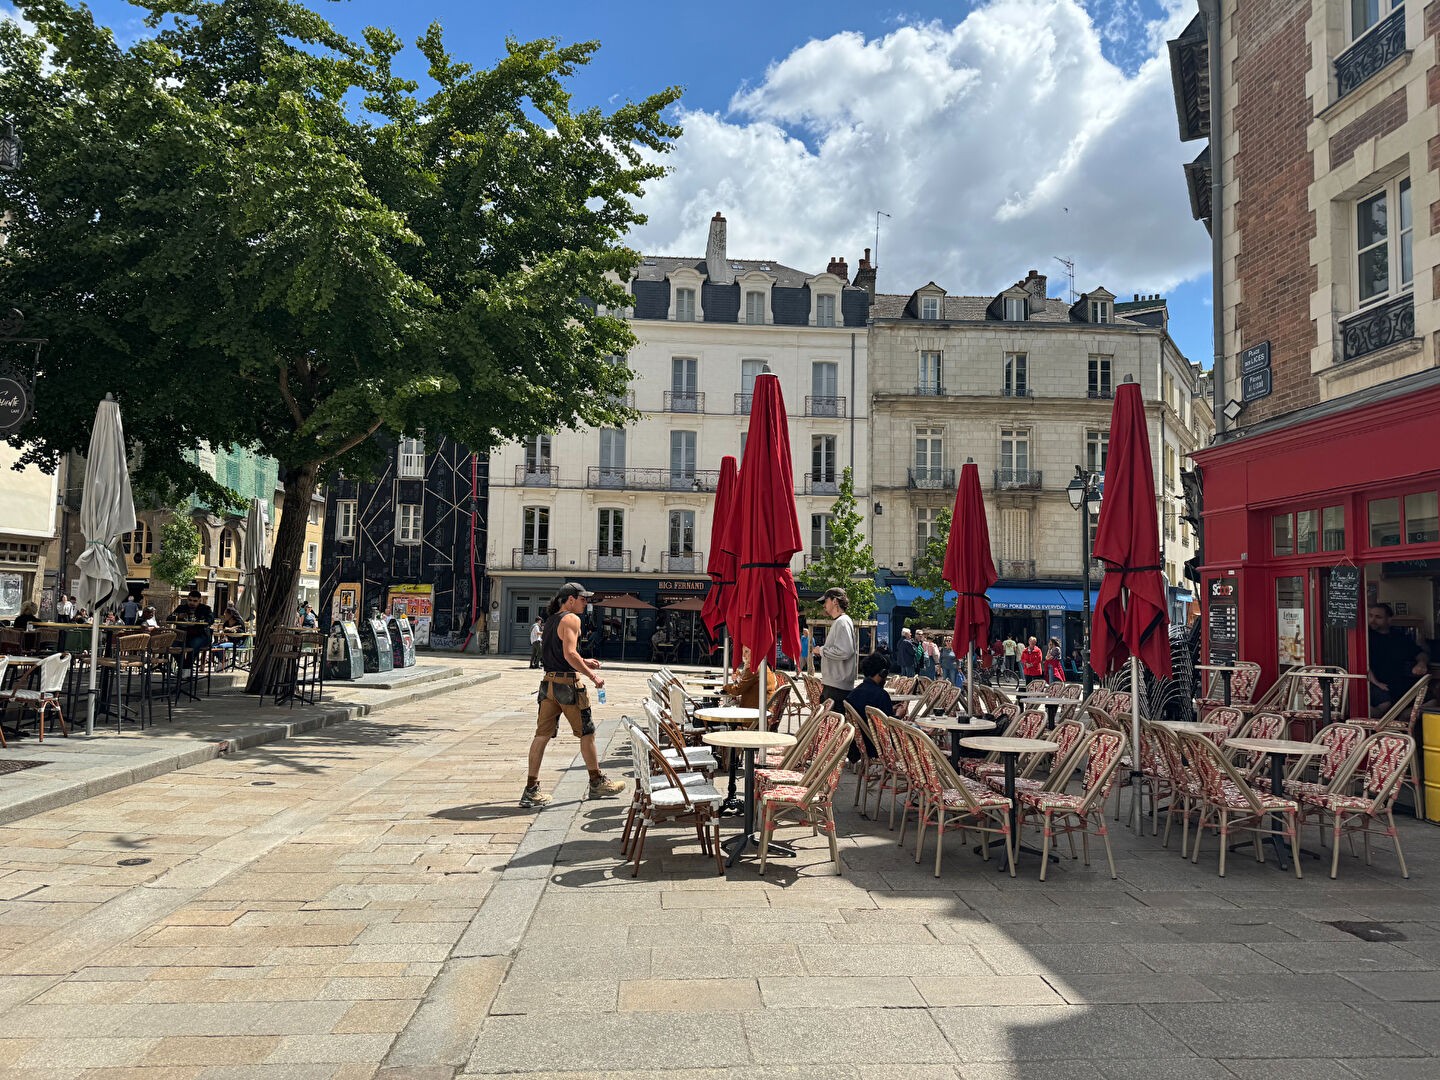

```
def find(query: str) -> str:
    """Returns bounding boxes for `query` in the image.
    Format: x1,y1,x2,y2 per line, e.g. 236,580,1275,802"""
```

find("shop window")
1405,492,1438,543
1369,497,1401,547
1272,513,1295,557
1296,510,1319,555
1276,576,1306,668
1322,505,1345,551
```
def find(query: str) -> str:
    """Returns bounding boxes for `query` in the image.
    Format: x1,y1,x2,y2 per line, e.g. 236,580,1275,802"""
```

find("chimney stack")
705,212,732,285
826,255,849,283
852,247,877,299
1022,269,1047,304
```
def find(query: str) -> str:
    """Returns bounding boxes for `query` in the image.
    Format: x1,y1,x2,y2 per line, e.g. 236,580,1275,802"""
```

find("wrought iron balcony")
588,549,632,573
733,392,753,414
804,472,840,496
805,395,846,417
1001,559,1036,580
908,467,955,490
1341,292,1414,363
512,547,556,570
1087,388,1114,400
515,464,558,486
994,468,1043,490
1002,386,1034,398
914,384,946,397
584,466,719,492
663,390,705,413
661,550,703,573
1335,8,1406,100
802,551,827,568
608,389,636,409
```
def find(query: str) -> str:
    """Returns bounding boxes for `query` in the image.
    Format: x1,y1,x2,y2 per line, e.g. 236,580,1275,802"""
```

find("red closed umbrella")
943,462,996,713
701,455,739,647
1090,381,1172,679
723,373,802,672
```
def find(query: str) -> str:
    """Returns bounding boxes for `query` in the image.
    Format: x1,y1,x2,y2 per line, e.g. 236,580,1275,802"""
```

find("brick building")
1170,0,1440,693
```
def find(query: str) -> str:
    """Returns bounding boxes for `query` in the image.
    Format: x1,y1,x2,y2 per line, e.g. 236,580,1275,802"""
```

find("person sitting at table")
722,647,779,711
12,601,38,632
169,589,215,672
845,651,905,761
140,606,159,629
220,604,246,634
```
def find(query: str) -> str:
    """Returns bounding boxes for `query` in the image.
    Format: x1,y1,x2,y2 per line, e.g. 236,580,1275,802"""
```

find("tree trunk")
245,463,318,695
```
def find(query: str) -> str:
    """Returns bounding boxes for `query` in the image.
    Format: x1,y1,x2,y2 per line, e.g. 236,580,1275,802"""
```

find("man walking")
1002,634,1018,676
521,583,625,808
814,587,858,711
529,614,544,669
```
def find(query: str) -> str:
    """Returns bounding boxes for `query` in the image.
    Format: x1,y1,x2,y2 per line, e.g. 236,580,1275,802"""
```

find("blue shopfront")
883,583,1089,656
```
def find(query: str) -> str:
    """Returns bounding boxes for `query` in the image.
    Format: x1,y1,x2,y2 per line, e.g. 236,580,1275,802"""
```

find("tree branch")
278,363,306,428
320,417,385,466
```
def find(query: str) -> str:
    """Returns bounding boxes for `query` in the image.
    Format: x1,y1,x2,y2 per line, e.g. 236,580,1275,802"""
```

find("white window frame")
744,290,767,325
1089,299,1111,323
522,506,550,552
1003,352,1029,396
915,507,941,558
1004,295,1026,321
1353,175,1413,310
918,351,943,394
220,528,235,567
811,434,838,488
810,513,834,554
306,542,319,572
336,499,357,541
597,507,625,556
1088,355,1113,398
999,428,1031,476
668,509,696,555
307,501,321,525
397,437,425,479
1085,429,1109,475
674,286,696,322
667,268,704,321
1351,0,1402,40
914,426,944,474
397,503,422,545
814,292,837,327
920,295,941,320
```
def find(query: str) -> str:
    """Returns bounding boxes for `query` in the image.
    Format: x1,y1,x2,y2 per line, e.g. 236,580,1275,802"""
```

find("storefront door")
510,593,550,655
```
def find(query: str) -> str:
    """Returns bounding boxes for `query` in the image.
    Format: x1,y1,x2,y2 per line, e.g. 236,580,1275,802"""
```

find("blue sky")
11,0,1213,365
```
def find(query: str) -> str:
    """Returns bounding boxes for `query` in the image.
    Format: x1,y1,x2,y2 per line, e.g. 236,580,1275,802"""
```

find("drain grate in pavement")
1329,920,1407,942
0,759,49,776
116,857,151,867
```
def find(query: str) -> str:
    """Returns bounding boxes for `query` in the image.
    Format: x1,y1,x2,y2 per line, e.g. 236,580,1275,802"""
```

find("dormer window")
675,287,696,322
920,296,941,320
1004,296,1027,321
815,293,836,327
1089,299,1111,323
745,290,766,324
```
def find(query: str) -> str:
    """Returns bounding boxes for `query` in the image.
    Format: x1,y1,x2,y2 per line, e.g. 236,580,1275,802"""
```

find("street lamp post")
1066,466,1103,695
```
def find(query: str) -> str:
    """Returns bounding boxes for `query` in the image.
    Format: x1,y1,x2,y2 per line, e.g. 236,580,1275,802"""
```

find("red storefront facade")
1195,379,1440,713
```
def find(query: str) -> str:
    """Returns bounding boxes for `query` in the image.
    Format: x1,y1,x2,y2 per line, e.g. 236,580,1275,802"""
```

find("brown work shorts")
535,676,595,739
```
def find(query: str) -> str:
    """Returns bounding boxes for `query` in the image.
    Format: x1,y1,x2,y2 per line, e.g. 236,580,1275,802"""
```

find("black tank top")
541,611,577,673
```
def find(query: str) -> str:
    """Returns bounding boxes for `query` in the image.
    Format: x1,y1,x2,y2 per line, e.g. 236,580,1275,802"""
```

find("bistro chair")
1281,667,1348,740
1197,660,1260,715
1151,722,1206,858
960,709,1046,783
96,632,154,730
987,717,1087,799
640,700,718,778
0,652,71,741
1299,732,1416,879
623,722,725,877
898,719,1015,878
843,701,886,813
864,706,914,830
1017,728,1129,881
755,705,843,798
1181,730,1303,878
757,719,854,877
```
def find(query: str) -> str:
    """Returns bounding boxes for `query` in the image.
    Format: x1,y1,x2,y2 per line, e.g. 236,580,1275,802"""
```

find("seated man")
169,589,215,671
722,647,779,711
846,652,902,761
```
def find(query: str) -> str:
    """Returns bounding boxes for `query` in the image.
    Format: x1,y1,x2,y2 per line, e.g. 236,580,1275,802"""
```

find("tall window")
397,503,422,544
522,506,550,553
1004,295,1026,321
524,435,552,475
597,508,625,557
999,428,1030,479
739,358,765,411
815,293,836,327
1164,445,1179,490
307,543,319,572
597,429,626,488
1352,0,1402,38
920,296,940,320
811,434,837,492
811,361,839,415
336,499,357,541
1085,429,1109,474
670,430,697,486
915,426,943,482
398,437,425,479
744,290,766,324
918,350,943,394
810,513,833,554
915,507,941,559
220,528,235,567
674,286,696,321
671,356,699,411
1088,355,1113,398
122,521,153,561
1003,352,1029,396
668,509,695,555
1001,507,1030,564
1089,299,1111,323
1356,176,1412,307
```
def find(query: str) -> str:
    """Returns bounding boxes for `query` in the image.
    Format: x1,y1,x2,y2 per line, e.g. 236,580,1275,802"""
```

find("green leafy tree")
909,507,955,630
150,513,203,591
0,0,680,688
797,467,884,620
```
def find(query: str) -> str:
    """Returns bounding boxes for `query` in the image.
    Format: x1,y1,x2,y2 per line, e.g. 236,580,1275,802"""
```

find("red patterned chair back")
1356,733,1415,811
1109,691,1133,717
1230,663,1260,703
1075,730,1129,812
1311,722,1366,784
1244,712,1286,741
1012,709,1047,741
1208,706,1247,739
1026,679,1048,693
1182,732,1267,816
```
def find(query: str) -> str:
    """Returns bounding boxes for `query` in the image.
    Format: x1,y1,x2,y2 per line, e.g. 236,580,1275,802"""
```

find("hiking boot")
519,785,551,809
587,775,625,799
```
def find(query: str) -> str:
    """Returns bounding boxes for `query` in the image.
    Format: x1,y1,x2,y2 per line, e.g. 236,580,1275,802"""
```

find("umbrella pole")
966,652,974,715
722,630,730,683
86,610,101,737
758,658,769,734
1130,655,1143,832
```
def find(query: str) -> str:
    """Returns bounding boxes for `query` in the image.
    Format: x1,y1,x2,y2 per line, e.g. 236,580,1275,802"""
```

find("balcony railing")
909,467,955,490
1341,292,1415,363
733,392,753,414
1087,388,1114,400
589,549,632,573
584,466,719,492
608,389,637,409
661,551,703,573
1335,7,1406,99
663,390,705,413
515,464,558,486
512,547,556,570
1002,386,1034,398
804,472,840,496
1001,559,1036,580
995,468,1043,490
805,395,846,417
803,551,828,568
914,384,946,397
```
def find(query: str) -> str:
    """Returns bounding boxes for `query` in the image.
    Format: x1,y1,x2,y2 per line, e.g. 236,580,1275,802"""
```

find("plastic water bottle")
597,687,606,705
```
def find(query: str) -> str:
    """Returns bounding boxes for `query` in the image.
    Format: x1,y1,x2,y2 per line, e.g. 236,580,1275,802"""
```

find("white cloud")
630,0,1208,303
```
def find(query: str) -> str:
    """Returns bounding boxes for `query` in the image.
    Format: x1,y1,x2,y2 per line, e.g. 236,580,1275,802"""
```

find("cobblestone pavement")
1,662,1439,1078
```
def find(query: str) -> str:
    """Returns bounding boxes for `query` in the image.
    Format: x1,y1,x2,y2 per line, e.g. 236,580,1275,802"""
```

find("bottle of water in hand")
597,687,606,705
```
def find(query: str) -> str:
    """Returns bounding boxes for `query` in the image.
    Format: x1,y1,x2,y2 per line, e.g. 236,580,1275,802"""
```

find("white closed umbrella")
239,497,268,623
74,394,136,736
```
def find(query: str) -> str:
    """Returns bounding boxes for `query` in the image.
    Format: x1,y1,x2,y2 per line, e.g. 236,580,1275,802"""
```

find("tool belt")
542,671,578,680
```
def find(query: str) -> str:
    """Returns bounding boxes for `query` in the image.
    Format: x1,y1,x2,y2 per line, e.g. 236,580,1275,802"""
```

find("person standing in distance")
528,614,544,669
521,583,625,808
814,587,858,711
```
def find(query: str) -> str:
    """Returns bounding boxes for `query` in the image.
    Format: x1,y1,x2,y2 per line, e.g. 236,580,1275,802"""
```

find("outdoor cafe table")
915,715,997,769
1224,736,1325,870
1312,671,1367,731
696,706,761,814
1155,720,1231,738
960,735,1059,868
1196,664,1245,706
702,728,796,866
1015,695,1071,729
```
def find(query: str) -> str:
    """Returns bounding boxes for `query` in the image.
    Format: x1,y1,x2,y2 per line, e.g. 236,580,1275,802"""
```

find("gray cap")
556,582,594,601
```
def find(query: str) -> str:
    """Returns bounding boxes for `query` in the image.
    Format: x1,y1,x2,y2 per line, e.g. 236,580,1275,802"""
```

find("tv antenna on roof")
1054,255,1076,304
874,210,891,275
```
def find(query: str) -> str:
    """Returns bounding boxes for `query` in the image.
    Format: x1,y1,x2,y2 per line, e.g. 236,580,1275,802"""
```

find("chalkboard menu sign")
1325,566,1362,628
1207,578,1239,663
